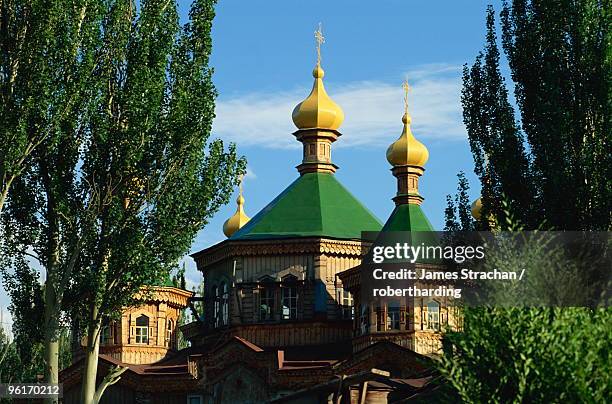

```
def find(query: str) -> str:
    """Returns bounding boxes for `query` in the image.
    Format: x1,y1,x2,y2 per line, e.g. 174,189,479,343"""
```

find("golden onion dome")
386,112,429,167
470,197,482,221
223,193,250,238
291,64,345,130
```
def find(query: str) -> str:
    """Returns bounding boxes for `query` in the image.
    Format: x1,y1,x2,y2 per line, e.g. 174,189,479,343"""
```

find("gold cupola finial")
223,175,250,238
291,23,345,131
471,153,497,227
386,80,429,168
386,81,430,206
471,197,483,220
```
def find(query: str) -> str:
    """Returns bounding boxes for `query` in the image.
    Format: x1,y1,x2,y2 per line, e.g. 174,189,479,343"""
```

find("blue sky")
1,0,503,329
184,0,502,286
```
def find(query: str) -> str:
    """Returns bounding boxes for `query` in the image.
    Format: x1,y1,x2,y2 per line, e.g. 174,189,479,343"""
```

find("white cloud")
212,63,465,149
244,165,257,180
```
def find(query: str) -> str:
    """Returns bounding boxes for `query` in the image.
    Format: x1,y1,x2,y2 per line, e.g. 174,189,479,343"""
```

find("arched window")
281,275,298,320
426,301,440,331
221,283,229,326
135,315,149,344
165,319,173,348
212,285,220,328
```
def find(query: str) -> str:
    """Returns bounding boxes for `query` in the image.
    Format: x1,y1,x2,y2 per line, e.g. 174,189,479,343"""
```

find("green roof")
230,172,382,240
380,203,434,232
376,203,440,264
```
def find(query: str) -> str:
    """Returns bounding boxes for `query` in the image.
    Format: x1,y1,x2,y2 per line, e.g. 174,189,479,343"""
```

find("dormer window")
135,315,149,344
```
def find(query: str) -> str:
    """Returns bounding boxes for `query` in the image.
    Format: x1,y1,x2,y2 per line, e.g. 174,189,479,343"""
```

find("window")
259,286,275,321
337,287,354,320
165,319,173,348
281,286,297,320
376,307,385,331
387,303,401,330
187,395,203,404
359,305,370,335
281,275,298,320
101,321,114,345
135,315,149,344
212,286,219,328
221,283,229,326
426,301,440,331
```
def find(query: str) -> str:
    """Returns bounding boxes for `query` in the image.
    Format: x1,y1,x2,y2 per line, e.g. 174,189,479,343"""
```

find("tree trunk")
42,323,59,404
80,303,102,404
43,199,60,404
43,281,60,404
0,175,15,216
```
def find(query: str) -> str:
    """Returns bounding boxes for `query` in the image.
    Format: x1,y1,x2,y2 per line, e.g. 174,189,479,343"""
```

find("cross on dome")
315,22,325,66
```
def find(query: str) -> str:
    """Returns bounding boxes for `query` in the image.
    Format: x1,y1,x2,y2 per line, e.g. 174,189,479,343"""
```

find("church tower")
381,80,434,232
340,82,457,355
187,25,381,350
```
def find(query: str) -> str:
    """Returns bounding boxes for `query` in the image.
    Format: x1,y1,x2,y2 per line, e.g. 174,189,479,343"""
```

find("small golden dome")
471,197,482,220
223,193,250,238
386,112,429,167
292,64,345,130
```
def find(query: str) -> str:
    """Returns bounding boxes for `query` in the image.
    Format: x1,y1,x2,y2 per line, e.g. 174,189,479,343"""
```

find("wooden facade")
60,237,456,403
96,287,193,365
189,238,366,350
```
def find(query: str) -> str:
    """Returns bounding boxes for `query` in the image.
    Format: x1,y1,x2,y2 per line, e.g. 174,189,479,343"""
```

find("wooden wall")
97,300,183,365
201,252,361,336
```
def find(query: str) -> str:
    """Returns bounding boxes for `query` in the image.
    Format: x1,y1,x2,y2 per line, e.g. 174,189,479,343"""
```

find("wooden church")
61,27,459,404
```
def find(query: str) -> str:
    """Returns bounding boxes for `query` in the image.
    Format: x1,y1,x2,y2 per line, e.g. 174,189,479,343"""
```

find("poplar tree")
1,2,103,399
0,0,97,215
462,2,610,230
502,0,610,230
440,2,611,401
69,1,244,403
2,2,244,404
444,172,475,232
462,6,534,229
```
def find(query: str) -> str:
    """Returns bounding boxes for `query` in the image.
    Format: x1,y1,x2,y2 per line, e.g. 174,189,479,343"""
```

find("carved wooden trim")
134,287,194,308
193,238,369,269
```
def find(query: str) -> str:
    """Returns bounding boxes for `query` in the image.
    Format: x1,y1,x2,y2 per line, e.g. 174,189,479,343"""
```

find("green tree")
1,1,243,403
0,0,97,216
441,2,611,401
462,6,535,230
64,1,245,402
444,172,476,232
501,0,610,231
440,307,611,403
1,2,102,400
439,227,610,402
462,2,610,231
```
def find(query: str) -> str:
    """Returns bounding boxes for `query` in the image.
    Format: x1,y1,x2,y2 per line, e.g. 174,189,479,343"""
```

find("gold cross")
402,80,411,114
315,22,325,65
